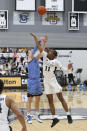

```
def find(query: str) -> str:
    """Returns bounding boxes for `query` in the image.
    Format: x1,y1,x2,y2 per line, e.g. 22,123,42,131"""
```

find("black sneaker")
51,118,59,128
67,115,73,124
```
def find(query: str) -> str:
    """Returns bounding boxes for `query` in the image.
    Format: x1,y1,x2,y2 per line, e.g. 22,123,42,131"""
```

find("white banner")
16,0,35,11
45,0,64,11
42,12,63,25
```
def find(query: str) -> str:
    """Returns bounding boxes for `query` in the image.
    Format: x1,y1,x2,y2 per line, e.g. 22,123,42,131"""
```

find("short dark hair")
0,79,4,94
53,50,57,58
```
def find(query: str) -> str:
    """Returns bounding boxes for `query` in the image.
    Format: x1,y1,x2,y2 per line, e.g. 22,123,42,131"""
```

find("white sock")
67,112,70,115
52,115,56,119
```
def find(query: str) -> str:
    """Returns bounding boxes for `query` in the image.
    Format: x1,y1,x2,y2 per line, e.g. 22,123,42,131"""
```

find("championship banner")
0,10,8,29
42,12,63,25
0,77,21,87
68,12,79,30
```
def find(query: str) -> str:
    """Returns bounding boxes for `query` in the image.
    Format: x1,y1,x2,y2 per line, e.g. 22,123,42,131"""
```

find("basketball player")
43,49,73,127
68,60,75,86
0,79,27,131
27,33,48,124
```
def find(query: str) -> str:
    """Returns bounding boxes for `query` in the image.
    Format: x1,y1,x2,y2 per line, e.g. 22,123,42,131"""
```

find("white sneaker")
27,115,32,124
36,114,43,123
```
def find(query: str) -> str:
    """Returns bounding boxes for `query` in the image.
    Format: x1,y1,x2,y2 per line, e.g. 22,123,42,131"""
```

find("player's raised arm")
30,33,48,53
30,33,43,52
6,97,27,131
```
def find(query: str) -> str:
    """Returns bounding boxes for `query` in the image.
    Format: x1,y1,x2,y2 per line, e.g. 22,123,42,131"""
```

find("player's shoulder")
42,50,47,54
51,58,58,63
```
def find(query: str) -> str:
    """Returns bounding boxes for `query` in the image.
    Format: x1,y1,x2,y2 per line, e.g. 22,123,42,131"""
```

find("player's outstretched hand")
30,33,36,37
44,35,48,41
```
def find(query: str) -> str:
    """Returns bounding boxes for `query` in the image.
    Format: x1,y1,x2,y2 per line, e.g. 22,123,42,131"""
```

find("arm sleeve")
32,40,45,57
32,40,42,54
32,45,38,54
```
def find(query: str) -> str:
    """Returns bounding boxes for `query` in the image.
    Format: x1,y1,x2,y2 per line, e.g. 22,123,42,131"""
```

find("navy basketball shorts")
27,78,42,97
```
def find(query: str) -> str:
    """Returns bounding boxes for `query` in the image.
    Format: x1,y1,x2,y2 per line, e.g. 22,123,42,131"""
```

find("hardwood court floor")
8,91,87,131
11,119,87,131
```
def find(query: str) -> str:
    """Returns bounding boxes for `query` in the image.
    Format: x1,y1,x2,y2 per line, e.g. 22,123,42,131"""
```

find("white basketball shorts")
0,125,10,131
44,77,62,94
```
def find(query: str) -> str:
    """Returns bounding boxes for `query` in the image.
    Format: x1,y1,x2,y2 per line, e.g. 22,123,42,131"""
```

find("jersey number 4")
0,103,2,113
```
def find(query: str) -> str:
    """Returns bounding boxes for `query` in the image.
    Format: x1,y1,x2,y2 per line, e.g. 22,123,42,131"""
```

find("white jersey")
0,94,9,125
43,51,69,79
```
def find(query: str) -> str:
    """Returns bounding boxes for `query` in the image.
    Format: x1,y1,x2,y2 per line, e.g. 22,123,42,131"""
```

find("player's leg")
27,78,37,124
46,94,59,127
68,74,72,84
44,78,59,127
46,94,55,115
71,73,75,86
35,96,40,112
57,92,68,112
9,126,12,131
27,96,33,124
56,92,73,123
27,96,33,113
44,79,55,114
50,77,73,124
35,95,43,123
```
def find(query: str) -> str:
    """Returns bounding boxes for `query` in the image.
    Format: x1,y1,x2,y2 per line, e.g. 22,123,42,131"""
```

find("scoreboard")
45,0,64,11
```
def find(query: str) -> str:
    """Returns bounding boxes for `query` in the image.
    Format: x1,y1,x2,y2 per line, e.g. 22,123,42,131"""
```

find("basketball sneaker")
36,114,43,123
27,115,32,124
67,115,73,124
51,118,59,127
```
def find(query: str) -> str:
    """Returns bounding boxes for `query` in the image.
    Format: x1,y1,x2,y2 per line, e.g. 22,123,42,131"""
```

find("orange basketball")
38,6,46,15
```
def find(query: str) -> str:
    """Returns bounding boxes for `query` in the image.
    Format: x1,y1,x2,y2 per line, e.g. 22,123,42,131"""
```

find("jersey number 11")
45,66,50,71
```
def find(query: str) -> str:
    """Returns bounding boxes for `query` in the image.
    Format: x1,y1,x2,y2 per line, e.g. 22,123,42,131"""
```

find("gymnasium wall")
0,0,87,48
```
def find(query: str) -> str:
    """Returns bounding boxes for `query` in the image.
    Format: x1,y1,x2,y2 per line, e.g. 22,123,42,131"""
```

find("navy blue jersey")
28,57,40,79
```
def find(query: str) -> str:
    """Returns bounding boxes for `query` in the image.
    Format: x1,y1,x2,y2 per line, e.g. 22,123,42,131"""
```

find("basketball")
37,6,46,15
